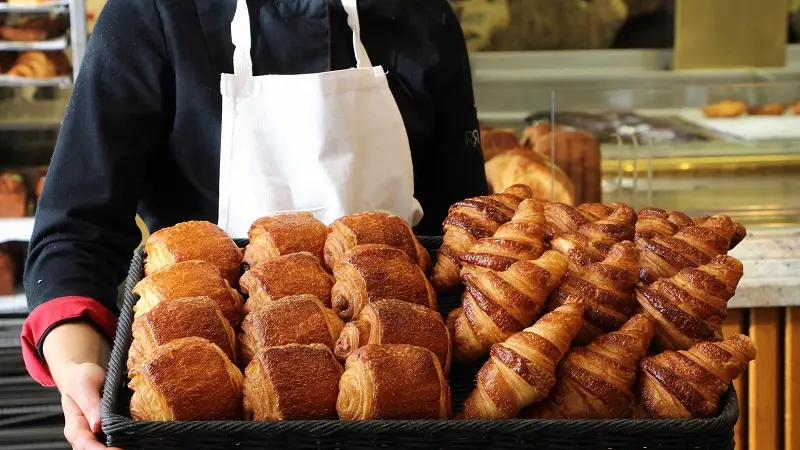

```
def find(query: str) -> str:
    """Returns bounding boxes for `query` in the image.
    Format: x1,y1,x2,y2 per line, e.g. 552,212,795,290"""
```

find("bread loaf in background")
450,0,629,51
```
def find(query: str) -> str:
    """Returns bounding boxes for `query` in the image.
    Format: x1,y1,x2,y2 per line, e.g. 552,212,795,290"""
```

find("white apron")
218,0,424,238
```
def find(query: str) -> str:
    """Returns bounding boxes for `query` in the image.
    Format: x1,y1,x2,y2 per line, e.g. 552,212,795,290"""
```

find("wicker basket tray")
101,237,739,449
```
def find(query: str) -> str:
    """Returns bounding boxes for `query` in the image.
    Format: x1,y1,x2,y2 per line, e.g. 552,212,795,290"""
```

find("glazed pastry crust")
132,260,244,328
638,334,757,419
636,215,735,284
239,252,334,312
459,198,546,277
331,244,436,322
324,212,429,272
460,303,584,419
522,314,655,419
238,295,344,367
431,185,532,294
334,299,451,374
129,337,244,421
637,255,744,351
243,212,329,267
448,250,569,363
128,296,237,371
337,344,451,420
243,344,343,421
548,241,640,345
144,221,243,287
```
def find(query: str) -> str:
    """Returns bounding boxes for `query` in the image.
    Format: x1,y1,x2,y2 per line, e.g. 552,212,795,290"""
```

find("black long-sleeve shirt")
21,0,487,385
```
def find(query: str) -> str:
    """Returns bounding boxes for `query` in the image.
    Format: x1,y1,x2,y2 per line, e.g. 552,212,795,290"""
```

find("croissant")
521,314,656,419
635,208,694,239
129,337,244,421
460,303,584,419
543,202,616,240
636,215,736,284
692,215,747,250
637,255,744,351
337,344,451,420
549,204,637,273
548,241,640,345
144,221,243,287
638,334,757,419
484,149,575,205
243,212,329,267
459,199,546,277
132,260,244,328
431,184,532,294
128,296,237,371
334,299,451,374
243,344,343,420
324,212,429,272
331,244,437,322
238,295,343,367
239,252,334,312
448,250,569,364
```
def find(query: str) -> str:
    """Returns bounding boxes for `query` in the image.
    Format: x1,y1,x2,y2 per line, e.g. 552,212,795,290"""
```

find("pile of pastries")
704,99,800,118
433,184,755,420
1,51,69,78
126,184,757,422
480,124,602,206
127,212,450,421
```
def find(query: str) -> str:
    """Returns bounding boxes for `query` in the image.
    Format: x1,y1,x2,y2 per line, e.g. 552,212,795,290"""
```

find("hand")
43,322,121,450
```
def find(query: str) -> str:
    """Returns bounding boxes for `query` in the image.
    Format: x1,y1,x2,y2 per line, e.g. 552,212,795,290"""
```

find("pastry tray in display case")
101,239,740,450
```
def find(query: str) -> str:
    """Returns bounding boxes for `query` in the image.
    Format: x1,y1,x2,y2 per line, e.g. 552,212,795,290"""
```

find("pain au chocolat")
144,220,243,288
132,260,244,328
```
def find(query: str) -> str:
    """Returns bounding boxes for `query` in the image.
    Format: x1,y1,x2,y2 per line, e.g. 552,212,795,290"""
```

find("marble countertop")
728,226,800,308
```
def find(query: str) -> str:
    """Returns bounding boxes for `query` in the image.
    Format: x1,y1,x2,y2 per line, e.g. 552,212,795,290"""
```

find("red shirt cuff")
21,296,118,387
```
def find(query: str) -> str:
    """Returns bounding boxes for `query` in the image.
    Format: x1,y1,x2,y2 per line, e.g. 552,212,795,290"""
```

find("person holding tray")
20,0,487,448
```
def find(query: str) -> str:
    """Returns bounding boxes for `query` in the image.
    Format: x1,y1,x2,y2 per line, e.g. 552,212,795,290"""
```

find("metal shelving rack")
0,1,87,443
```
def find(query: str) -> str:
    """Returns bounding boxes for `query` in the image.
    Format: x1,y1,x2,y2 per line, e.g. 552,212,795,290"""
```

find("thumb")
70,363,107,434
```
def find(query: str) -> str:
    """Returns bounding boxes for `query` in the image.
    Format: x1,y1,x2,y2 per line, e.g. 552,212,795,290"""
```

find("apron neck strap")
341,0,373,69
230,0,374,76
231,0,253,76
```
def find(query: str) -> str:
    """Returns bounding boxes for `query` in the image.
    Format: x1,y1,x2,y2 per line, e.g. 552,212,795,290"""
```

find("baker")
21,0,487,448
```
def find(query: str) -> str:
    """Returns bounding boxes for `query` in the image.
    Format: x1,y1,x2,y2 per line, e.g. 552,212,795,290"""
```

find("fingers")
71,364,106,433
62,394,119,450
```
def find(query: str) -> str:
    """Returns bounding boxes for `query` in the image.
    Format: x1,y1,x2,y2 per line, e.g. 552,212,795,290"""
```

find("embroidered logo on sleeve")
465,129,481,148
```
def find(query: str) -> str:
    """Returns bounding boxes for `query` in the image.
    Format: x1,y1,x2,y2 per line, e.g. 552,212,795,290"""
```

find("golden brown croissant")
238,295,344,367
239,252,334,312
132,260,244,328
337,344,451,420
431,185,532,294
692,215,747,250
129,337,244,421
548,241,640,345
635,208,694,239
448,250,569,364
128,296,237,371
636,255,744,351
460,303,584,419
144,220,243,287
549,204,637,273
243,212,329,267
484,149,575,205
243,344,343,420
334,299,451,374
331,244,437,322
638,334,757,419
324,212,430,272
543,202,616,240
636,215,735,285
459,198,546,277
521,314,656,419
